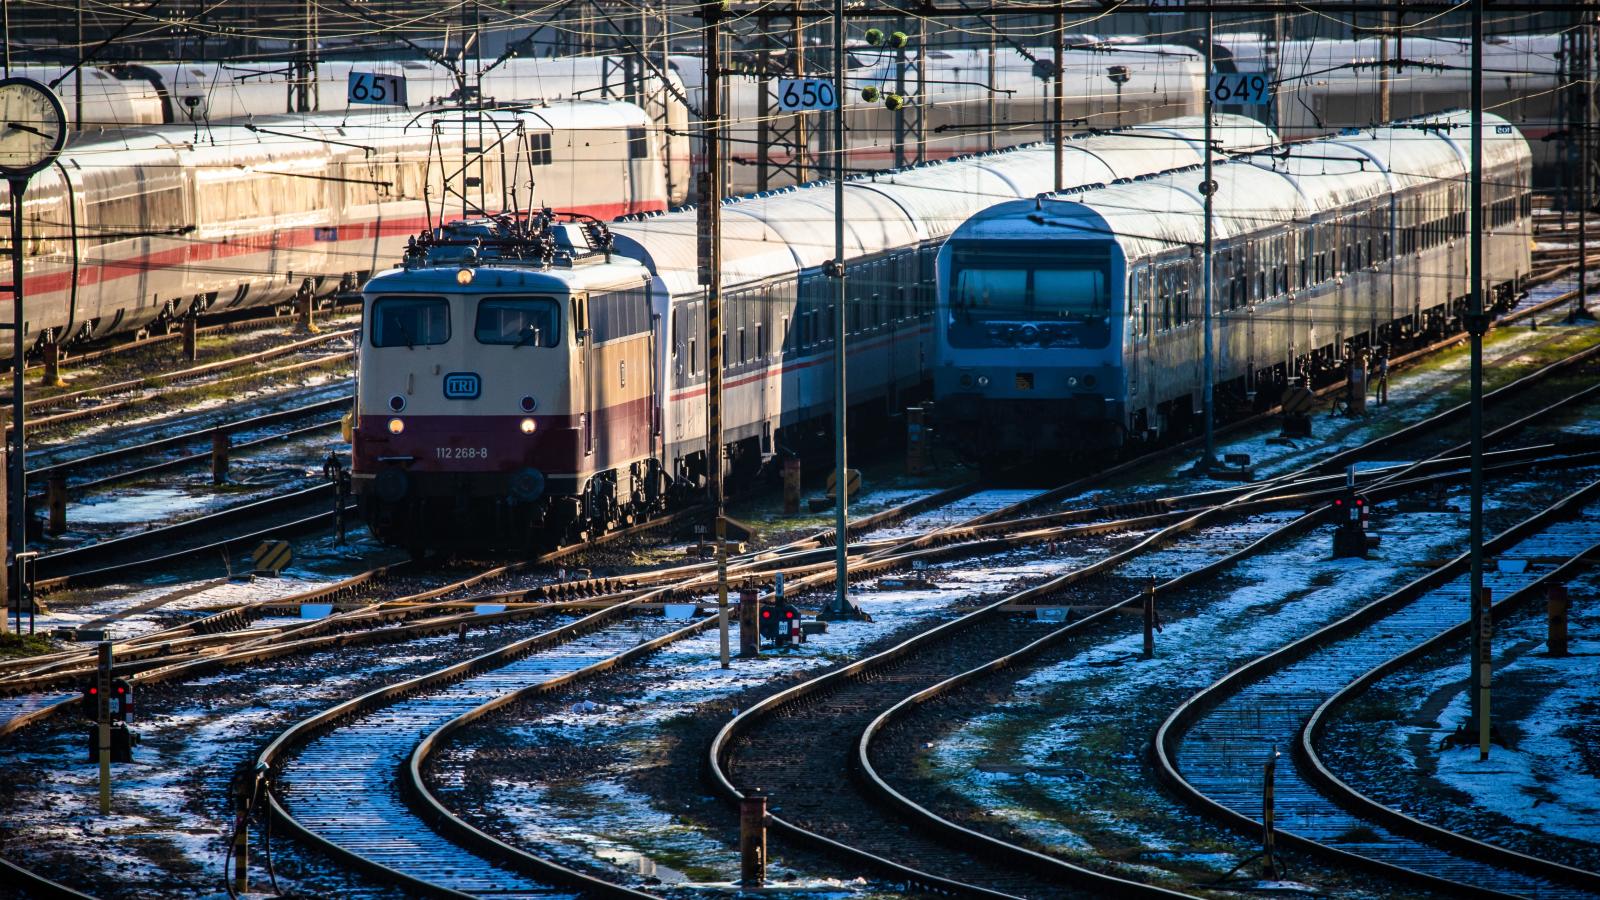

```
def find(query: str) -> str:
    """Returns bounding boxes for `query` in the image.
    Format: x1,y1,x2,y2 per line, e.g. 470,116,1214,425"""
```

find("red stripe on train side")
23,200,666,297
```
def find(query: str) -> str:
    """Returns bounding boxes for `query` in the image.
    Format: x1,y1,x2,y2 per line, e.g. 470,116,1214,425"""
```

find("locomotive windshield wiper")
514,326,542,348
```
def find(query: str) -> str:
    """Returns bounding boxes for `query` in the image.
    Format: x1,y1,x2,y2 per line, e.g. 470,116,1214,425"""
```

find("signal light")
111,678,133,722
388,417,405,435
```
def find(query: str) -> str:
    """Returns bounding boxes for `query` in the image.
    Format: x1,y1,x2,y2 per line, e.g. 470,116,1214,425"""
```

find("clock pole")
0,77,69,635
5,175,21,635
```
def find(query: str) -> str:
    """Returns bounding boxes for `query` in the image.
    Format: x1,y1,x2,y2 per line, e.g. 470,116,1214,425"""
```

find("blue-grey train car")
934,112,1533,461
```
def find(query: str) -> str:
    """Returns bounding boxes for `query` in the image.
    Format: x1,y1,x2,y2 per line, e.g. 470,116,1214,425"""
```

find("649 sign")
777,78,839,112
1208,70,1272,107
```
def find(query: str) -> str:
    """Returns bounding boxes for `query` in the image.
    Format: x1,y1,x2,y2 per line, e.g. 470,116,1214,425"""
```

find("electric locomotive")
933,111,1533,463
352,215,670,551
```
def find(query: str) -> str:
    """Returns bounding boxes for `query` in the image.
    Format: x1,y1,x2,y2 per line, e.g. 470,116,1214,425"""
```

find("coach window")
1157,269,1172,330
372,296,450,347
628,128,649,160
476,297,560,347
1175,268,1191,326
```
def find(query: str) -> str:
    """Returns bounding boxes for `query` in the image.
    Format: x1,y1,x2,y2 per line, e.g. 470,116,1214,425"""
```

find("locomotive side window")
531,133,554,166
371,296,451,348
476,297,560,347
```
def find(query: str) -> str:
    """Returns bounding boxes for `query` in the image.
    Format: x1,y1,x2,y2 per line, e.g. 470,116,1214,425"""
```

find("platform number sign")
1209,70,1271,107
777,78,839,112
348,71,407,107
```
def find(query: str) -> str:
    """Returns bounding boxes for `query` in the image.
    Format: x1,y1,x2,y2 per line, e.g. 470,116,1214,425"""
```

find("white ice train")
932,111,1534,462
1,100,675,349
671,41,1211,180
350,115,1277,549
11,31,1569,194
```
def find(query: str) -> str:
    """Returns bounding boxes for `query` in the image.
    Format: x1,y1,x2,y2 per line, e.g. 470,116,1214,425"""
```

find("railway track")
8,330,354,437
847,459,1600,897
25,394,348,502
3,315,1595,896
704,353,1600,897
249,462,1226,899
266,605,686,899
1297,555,1600,892
1154,479,1600,899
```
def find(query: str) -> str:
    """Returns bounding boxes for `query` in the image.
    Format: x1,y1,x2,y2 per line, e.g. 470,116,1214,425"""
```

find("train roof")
363,256,651,295
50,99,650,166
949,110,1531,261
611,114,1277,294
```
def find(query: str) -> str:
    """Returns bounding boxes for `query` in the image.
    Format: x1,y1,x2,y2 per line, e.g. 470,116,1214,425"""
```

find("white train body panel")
1,101,672,346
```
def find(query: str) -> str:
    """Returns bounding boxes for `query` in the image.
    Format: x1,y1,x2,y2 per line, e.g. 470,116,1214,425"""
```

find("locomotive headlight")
976,375,990,387
387,417,405,435
456,267,474,286
1067,376,1079,387
519,417,538,435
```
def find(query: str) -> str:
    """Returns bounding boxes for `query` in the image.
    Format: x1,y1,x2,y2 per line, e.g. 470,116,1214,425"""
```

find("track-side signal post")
740,790,767,886
1331,466,1372,559
1262,745,1279,879
739,582,760,658
1548,583,1570,656
95,642,112,813
1143,577,1157,659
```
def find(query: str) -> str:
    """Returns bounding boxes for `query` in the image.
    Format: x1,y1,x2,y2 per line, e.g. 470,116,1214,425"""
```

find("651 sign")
777,78,839,112
348,71,408,107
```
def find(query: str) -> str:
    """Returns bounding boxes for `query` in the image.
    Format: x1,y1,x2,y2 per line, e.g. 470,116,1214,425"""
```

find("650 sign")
777,78,839,112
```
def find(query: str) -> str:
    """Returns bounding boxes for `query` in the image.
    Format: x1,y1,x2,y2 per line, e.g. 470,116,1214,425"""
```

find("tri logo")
443,372,481,399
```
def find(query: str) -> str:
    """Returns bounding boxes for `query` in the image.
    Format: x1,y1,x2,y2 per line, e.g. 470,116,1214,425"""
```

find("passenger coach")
933,111,1533,461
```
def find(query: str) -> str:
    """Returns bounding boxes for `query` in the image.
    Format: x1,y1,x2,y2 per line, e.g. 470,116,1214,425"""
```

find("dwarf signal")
1331,490,1377,559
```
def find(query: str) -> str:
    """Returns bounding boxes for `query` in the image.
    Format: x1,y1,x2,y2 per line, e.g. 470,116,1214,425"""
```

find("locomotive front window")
952,254,1109,320
371,296,451,348
1033,269,1108,317
954,268,1026,313
476,297,561,347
